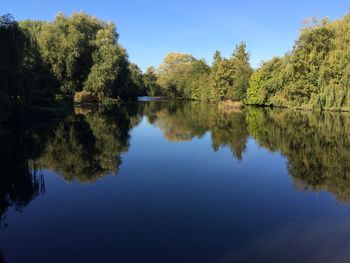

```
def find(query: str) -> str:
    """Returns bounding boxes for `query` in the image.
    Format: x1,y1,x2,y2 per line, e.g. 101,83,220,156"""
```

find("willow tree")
21,12,139,101
0,14,32,120
247,13,350,111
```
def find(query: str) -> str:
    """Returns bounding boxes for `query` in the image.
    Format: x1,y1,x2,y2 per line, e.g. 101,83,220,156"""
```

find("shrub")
73,91,99,104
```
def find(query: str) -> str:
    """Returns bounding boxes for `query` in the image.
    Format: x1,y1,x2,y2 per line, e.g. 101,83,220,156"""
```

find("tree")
0,14,34,120
246,57,284,105
128,63,146,96
14,13,143,103
249,13,350,111
84,23,128,100
210,43,252,101
35,13,105,94
157,53,210,99
143,67,160,96
212,50,222,69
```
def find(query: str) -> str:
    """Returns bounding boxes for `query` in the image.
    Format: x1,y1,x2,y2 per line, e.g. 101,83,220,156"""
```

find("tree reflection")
142,101,350,202
151,102,208,142
38,106,142,183
211,110,248,160
143,101,248,159
246,108,350,202
1,100,350,228
0,128,46,225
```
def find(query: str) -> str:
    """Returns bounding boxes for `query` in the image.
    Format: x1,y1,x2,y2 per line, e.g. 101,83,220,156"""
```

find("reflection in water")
247,108,350,201
144,101,248,159
37,106,141,183
1,101,350,262
1,102,350,215
143,101,350,201
1,101,350,221
0,105,141,227
145,102,350,201
0,127,46,227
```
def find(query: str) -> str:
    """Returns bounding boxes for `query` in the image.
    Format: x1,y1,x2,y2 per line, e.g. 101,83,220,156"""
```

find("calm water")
1,101,350,263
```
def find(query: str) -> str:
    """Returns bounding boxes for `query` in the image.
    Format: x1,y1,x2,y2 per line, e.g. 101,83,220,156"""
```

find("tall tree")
211,42,252,101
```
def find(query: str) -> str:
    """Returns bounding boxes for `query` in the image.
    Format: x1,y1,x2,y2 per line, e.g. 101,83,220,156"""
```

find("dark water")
1,101,350,263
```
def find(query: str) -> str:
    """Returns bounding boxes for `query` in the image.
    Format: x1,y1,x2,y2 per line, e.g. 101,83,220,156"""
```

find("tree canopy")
246,13,350,111
154,43,252,102
0,12,145,123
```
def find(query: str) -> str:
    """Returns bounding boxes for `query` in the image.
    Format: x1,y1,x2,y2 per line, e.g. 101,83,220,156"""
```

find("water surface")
1,101,350,263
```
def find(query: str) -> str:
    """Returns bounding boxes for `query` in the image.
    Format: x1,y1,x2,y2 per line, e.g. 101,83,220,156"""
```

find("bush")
218,100,245,113
74,91,99,104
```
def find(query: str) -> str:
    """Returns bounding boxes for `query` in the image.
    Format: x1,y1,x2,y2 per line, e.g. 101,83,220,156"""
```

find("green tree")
84,23,129,100
249,13,350,111
143,67,161,96
246,57,284,105
211,42,253,101
19,12,142,102
157,53,210,99
128,63,146,96
0,14,40,120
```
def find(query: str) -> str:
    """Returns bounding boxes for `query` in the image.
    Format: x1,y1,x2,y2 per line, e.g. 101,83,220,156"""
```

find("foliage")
0,14,34,121
211,42,253,101
127,63,146,97
156,53,211,99
218,100,245,112
246,57,284,105
73,91,99,104
1,12,143,121
84,23,129,99
153,12,350,111
247,13,350,111
155,44,252,102
143,67,161,96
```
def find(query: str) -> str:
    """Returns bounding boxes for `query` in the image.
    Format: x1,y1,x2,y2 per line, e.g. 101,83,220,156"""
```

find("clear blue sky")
3,0,349,70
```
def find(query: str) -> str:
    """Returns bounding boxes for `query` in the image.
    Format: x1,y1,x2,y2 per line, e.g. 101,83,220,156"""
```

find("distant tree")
212,50,222,68
246,57,284,105
143,66,160,96
157,53,196,74
211,43,253,101
157,53,210,99
128,63,146,96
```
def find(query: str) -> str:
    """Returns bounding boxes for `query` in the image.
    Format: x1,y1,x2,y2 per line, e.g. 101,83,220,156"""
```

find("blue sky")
2,0,349,70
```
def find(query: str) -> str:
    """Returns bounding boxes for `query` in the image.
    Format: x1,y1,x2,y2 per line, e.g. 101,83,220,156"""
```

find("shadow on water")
0,101,350,261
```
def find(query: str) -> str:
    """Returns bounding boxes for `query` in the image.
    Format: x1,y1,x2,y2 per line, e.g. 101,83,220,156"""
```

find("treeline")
246,14,350,111
150,12,350,111
146,43,252,102
2,10,350,121
0,13,145,122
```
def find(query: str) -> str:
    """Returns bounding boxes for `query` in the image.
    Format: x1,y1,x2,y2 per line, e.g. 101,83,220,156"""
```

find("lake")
1,100,350,263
